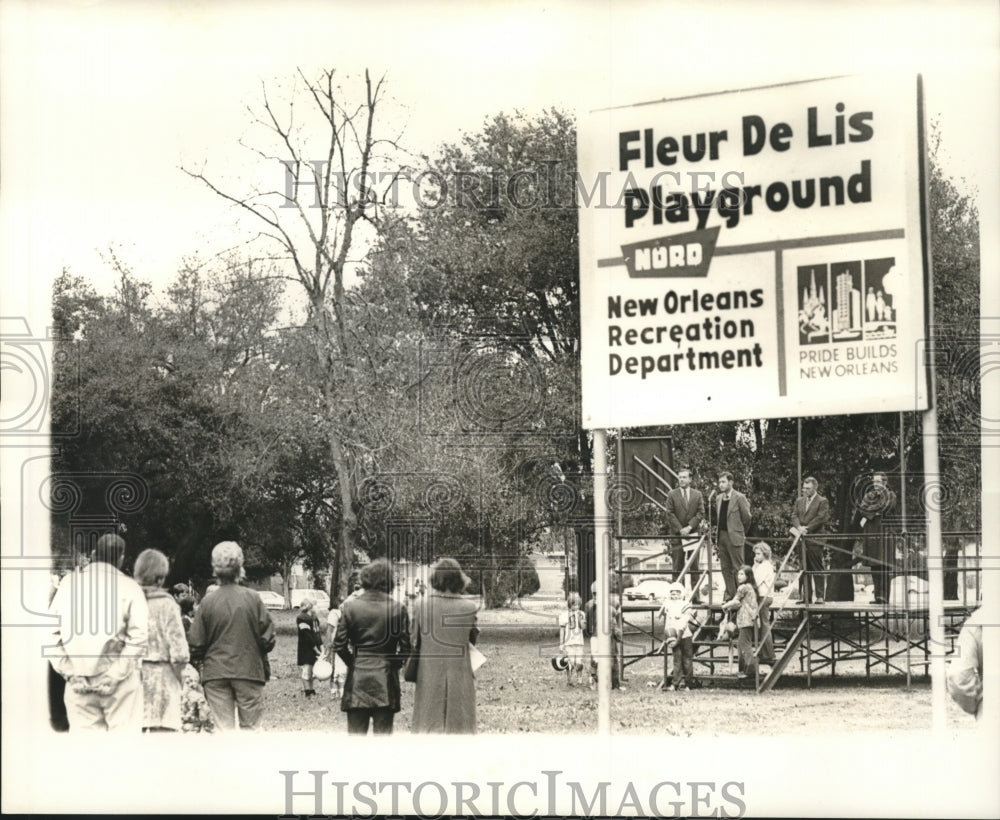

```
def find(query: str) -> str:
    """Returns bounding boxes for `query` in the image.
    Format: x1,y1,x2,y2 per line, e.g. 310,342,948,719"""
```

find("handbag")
403,630,420,683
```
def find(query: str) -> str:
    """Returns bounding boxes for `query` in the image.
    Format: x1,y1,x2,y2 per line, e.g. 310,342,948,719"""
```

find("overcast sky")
2,0,997,308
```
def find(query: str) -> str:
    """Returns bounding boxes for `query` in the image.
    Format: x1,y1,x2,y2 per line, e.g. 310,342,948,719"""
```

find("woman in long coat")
409,558,480,734
333,559,410,735
134,549,189,731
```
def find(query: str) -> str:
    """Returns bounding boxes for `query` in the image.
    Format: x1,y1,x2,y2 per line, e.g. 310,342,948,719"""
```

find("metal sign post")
593,429,612,735
923,407,946,731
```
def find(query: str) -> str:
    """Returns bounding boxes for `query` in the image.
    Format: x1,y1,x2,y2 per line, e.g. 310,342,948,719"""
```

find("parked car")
257,590,286,610
290,589,330,609
623,577,674,601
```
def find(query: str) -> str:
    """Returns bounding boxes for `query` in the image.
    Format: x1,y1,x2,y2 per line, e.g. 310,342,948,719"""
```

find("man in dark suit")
790,476,831,604
853,471,897,605
664,469,705,588
714,471,752,600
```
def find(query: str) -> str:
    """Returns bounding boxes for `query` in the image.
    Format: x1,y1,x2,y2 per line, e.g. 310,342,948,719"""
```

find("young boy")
559,592,587,686
657,582,701,691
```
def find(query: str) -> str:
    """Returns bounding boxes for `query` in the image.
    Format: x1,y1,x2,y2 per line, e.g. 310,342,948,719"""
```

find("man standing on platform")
853,471,897,605
714,472,751,600
790,477,831,604
664,469,705,589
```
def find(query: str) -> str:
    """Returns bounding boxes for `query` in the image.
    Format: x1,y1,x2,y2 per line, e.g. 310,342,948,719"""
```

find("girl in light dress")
721,565,760,679
559,592,587,686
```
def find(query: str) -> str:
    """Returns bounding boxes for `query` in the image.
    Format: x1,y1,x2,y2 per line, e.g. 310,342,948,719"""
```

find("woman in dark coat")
409,557,480,734
332,559,410,735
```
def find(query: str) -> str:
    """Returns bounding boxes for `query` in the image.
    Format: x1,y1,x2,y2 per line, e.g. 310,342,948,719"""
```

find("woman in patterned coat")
134,549,189,731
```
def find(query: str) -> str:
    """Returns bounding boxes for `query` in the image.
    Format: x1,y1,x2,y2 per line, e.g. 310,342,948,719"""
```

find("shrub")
466,555,540,608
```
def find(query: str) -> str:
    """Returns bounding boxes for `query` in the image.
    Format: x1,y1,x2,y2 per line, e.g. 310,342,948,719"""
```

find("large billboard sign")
578,75,929,429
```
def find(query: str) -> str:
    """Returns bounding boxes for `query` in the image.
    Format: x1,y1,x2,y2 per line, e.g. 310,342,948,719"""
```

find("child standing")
179,596,196,639
752,543,777,666
584,583,624,690
559,592,587,686
180,664,216,733
296,599,323,697
584,584,598,688
324,601,348,698
722,565,760,679
657,582,700,691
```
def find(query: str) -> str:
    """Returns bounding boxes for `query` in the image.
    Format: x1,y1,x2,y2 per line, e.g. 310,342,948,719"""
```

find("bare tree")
184,68,404,600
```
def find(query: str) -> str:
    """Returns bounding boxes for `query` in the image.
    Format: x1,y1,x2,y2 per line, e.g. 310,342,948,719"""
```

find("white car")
257,590,286,610
623,577,674,601
290,589,330,609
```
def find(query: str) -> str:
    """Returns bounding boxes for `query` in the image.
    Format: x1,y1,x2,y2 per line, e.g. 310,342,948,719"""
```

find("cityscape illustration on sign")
797,257,899,345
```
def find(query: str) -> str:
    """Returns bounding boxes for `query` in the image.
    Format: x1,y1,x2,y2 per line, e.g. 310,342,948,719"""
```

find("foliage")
465,555,541,608
356,109,587,604
51,85,980,611
50,256,339,588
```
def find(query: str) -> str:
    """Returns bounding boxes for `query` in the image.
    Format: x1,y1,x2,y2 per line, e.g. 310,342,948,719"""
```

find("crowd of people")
47,536,481,735
658,468,897,684
45,468,983,730
663,468,899,605
550,468,917,692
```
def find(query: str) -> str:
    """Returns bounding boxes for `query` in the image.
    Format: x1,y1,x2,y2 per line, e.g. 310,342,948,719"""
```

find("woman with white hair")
134,548,189,731
188,541,276,730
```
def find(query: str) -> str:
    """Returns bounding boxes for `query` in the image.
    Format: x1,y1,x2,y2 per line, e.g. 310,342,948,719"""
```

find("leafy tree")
50,255,343,594
51,261,226,574
359,109,587,603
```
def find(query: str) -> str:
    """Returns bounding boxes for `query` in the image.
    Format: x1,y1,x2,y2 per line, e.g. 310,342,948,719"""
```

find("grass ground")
255,606,975,735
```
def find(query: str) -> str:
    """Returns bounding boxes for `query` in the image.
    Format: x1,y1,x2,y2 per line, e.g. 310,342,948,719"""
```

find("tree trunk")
329,538,341,606
281,557,293,608
327,427,356,603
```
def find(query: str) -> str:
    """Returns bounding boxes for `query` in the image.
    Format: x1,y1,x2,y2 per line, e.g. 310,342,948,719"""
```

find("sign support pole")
593,428,612,735
899,412,907,525
923,407,946,732
914,73,946,732
796,419,802,491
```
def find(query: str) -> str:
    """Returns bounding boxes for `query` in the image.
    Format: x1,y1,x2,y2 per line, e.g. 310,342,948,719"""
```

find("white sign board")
578,75,929,428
